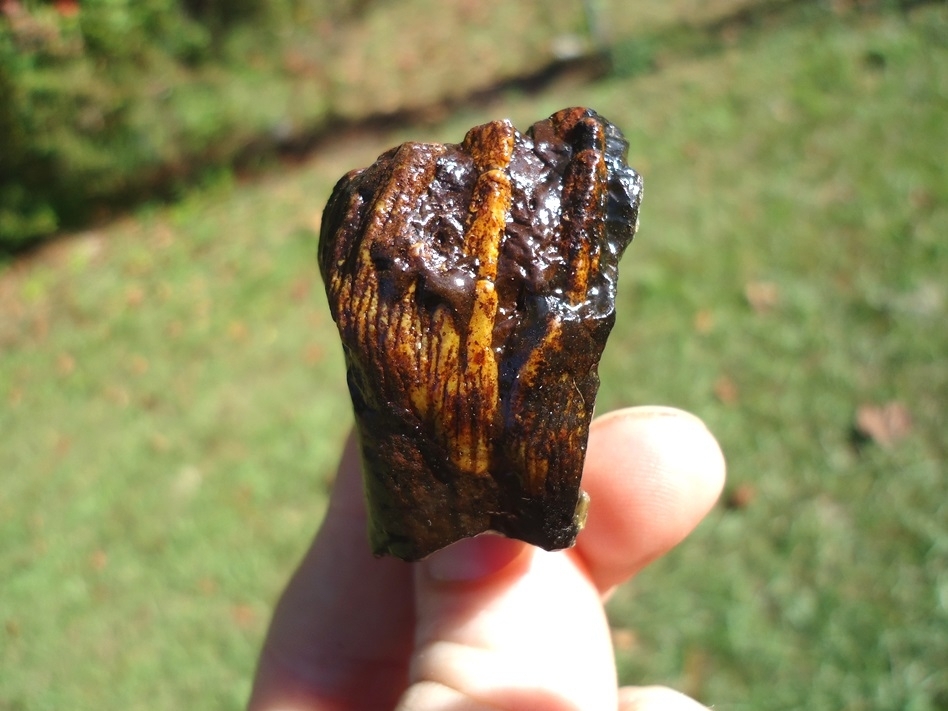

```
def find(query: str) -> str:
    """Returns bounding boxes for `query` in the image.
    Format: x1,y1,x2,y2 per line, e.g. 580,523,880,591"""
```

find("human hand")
247,405,726,711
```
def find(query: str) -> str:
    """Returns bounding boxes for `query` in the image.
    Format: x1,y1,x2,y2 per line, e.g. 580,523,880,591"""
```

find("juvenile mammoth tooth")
318,107,643,561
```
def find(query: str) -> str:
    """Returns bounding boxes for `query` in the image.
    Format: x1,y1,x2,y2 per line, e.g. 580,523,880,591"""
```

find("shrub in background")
0,0,351,250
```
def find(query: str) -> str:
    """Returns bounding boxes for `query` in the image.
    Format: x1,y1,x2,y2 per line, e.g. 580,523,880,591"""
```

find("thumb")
395,535,618,711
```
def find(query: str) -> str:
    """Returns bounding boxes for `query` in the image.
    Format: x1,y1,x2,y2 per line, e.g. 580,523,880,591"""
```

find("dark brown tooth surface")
319,107,642,561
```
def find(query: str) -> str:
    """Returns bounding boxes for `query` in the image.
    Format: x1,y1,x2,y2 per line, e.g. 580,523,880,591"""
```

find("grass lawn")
1,3,946,709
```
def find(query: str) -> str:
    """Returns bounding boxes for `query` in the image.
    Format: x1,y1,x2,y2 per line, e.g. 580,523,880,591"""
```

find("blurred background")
1,0,945,708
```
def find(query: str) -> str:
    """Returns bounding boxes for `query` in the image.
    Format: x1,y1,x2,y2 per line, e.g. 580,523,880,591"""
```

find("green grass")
2,3,946,709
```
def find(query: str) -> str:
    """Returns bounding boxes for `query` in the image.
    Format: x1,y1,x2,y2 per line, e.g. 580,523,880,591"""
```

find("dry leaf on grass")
611,627,639,653
725,483,756,510
855,401,913,448
693,308,715,334
57,352,75,376
745,281,780,314
713,374,739,405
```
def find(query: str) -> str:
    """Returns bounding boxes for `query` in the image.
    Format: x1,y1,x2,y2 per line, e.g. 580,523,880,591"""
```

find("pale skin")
248,405,726,711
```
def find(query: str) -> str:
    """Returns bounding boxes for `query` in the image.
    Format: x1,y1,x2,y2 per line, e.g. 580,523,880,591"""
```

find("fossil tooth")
319,107,642,561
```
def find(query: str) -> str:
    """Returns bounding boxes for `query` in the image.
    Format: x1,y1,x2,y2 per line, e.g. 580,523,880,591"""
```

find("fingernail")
423,534,525,583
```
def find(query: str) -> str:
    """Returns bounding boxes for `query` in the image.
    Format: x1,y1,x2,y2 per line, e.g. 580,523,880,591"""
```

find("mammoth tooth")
318,107,643,561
